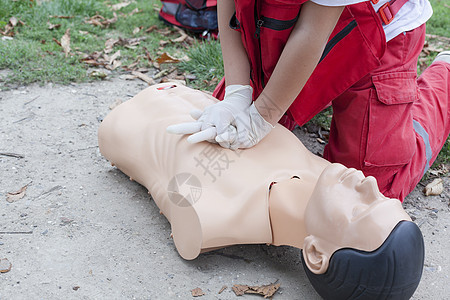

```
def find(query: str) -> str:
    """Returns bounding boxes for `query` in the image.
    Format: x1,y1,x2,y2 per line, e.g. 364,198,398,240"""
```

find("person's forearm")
218,0,251,86
255,2,344,125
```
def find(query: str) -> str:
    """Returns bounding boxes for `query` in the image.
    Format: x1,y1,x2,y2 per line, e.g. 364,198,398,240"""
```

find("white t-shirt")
310,0,433,41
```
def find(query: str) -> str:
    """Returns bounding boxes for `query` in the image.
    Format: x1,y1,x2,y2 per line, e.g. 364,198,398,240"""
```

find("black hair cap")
302,221,424,299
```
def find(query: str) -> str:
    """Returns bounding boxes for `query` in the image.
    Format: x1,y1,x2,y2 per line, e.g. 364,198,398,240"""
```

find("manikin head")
302,163,424,299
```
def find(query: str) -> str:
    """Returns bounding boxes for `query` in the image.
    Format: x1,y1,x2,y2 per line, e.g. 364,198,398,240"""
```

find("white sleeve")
309,0,368,6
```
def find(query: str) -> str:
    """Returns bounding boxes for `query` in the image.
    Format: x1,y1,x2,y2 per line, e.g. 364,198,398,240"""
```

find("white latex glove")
166,84,253,143
215,103,274,150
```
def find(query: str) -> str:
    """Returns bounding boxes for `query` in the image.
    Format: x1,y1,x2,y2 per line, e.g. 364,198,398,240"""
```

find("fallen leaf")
218,286,227,294
316,137,326,144
156,28,172,36
428,164,448,177
125,7,141,17
111,2,130,11
159,40,170,47
145,25,158,33
108,50,121,64
191,288,205,297
47,22,61,30
110,59,122,70
132,26,142,35
120,74,138,80
131,71,155,85
232,284,248,296
9,17,18,27
61,28,71,57
232,283,281,298
153,67,175,79
125,57,141,70
52,37,62,47
79,30,89,35
85,13,117,28
156,52,180,64
50,15,74,19
423,178,444,196
6,184,29,203
89,70,108,79
0,258,12,273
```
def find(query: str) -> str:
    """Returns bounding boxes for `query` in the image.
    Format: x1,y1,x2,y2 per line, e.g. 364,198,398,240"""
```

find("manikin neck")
268,176,315,249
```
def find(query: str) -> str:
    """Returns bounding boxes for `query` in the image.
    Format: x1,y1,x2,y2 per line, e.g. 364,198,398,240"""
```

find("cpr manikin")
98,83,424,299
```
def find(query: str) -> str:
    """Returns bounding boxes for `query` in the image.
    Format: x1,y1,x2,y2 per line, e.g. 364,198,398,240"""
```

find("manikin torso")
98,83,410,267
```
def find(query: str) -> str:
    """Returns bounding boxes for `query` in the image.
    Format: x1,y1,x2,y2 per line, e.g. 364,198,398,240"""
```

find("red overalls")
213,0,450,201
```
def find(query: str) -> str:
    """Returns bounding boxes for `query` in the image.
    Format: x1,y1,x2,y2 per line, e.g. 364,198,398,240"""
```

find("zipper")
254,14,300,39
254,9,300,87
254,0,265,87
319,19,357,63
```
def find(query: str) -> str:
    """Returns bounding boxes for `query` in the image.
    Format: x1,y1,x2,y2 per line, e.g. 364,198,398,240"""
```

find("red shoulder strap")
372,0,409,25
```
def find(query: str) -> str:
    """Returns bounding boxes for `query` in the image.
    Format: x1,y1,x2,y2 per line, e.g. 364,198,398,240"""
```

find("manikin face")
305,163,410,253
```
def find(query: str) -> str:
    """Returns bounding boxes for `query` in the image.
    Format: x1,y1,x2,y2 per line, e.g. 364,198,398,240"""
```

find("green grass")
178,40,224,91
427,0,450,37
0,0,183,85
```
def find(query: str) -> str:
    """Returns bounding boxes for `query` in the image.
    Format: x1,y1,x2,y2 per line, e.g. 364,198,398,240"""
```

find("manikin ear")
302,235,331,275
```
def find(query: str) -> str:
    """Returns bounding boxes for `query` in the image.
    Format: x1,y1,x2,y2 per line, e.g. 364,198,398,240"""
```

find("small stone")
0,258,12,273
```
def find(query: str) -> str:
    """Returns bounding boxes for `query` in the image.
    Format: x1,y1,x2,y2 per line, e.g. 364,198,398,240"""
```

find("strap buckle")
379,2,394,25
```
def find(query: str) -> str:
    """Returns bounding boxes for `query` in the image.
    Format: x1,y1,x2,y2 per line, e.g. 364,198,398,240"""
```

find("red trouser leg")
323,24,450,201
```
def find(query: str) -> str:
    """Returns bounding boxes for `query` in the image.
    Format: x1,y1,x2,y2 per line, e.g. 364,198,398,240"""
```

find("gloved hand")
166,84,253,143
215,103,274,150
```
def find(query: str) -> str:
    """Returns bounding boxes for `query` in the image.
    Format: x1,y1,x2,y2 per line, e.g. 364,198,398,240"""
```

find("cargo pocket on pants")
364,71,418,168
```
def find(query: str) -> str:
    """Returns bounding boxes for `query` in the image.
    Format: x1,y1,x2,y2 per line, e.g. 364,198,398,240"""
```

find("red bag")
159,0,218,37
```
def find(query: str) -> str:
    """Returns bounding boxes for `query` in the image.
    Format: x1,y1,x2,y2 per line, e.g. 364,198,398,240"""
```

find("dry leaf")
110,59,122,70
232,284,248,296
218,286,227,294
156,28,171,36
89,70,108,79
6,184,29,203
191,288,205,297
50,15,74,19
145,25,158,33
85,13,117,28
79,30,89,35
423,178,444,196
232,283,281,298
120,74,138,80
156,52,180,64
9,17,18,27
428,165,448,177
108,50,121,64
111,2,130,11
52,37,62,46
132,26,142,35
131,71,155,85
125,7,141,17
125,57,141,70
61,28,71,57
47,22,61,30
171,28,190,43
0,258,12,273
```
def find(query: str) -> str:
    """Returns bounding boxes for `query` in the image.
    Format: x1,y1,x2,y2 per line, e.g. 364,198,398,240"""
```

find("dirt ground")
0,75,448,299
